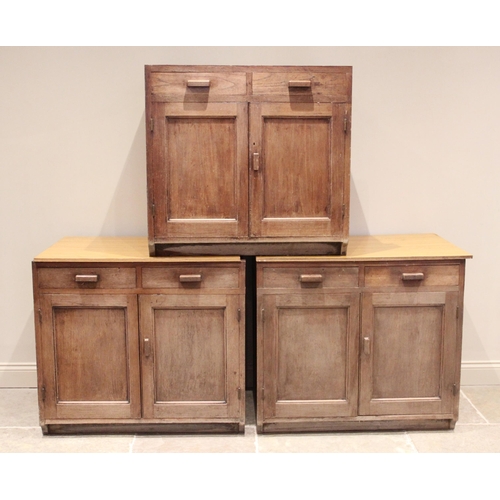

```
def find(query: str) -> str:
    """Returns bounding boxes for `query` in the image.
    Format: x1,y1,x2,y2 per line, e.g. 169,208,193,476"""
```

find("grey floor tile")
0,389,39,427
408,424,500,453
257,431,417,453
461,386,500,423
457,390,488,424
246,391,256,426
132,425,257,453
0,427,133,453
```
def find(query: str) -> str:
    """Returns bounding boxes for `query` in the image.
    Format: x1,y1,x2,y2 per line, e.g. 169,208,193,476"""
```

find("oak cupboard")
32,237,246,434
256,234,471,433
145,65,352,257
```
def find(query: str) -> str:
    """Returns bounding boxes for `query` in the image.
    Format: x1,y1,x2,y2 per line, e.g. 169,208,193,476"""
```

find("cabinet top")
33,237,243,263
33,234,472,263
146,65,352,73
257,234,472,262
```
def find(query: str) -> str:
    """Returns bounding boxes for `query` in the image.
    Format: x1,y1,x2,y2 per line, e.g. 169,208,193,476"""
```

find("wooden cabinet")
32,238,245,434
256,234,471,433
145,65,352,257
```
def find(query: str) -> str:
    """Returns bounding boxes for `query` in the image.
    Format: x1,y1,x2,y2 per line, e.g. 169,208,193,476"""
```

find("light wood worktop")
33,237,242,263
257,234,472,262
33,234,472,263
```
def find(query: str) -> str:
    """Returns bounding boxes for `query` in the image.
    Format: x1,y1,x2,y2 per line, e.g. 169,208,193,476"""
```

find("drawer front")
142,266,241,289
252,71,350,101
38,267,136,289
261,266,359,289
149,72,247,98
364,264,460,288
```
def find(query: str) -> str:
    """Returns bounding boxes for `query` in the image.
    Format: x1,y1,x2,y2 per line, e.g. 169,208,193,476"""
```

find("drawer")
38,267,136,289
149,72,247,98
142,266,241,289
252,71,350,101
364,264,460,288
261,266,359,289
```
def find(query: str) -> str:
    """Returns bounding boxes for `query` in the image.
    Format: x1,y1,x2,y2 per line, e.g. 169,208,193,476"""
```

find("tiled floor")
1,386,500,453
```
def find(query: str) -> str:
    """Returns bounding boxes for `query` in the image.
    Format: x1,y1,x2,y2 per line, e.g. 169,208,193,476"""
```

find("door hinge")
238,387,242,400
261,388,265,400
456,306,460,319
152,203,155,218
261,308,265,323
38,309,42,324
453,383,459,396
150,118,154,132
41,386,46,402
343,114,348,133
237,308,241,322
342,204,346,219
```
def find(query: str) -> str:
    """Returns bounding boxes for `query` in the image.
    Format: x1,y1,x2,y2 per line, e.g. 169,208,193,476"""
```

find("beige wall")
1,46,499,385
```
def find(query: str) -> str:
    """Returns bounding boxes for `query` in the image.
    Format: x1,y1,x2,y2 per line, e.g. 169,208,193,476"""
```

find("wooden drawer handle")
179,274,202,283
288,80,312,88
402,272,425,281
187,79,210,88
299,274,323,283
74,274,99,283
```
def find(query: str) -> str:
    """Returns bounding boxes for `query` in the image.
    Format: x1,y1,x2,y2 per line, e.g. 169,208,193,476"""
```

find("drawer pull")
402,272,425,281
288,80,312,88
299,274,323,283
179,274,202,283
74,274,99,283
187,79,210,87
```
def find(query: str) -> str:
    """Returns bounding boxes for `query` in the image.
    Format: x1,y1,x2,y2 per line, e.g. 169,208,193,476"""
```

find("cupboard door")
150,101,248,240
140,294,243,420
250,102,348,239
359,291,459,416
39,294,141,420
259,293,359,421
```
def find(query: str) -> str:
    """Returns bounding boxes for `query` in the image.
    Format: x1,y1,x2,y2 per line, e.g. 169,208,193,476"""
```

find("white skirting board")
461,361,500,386
0,361,499,388
0,363,37,388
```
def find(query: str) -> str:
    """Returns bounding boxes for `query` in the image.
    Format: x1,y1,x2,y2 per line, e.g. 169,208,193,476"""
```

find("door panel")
140,294,241,419
250,102,347,238
359,291,458,416
40,294,141,420
261,293,359,420
152,102,248,239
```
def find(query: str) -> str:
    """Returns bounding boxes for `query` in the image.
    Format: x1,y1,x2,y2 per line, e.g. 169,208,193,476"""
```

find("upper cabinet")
145,65,352,256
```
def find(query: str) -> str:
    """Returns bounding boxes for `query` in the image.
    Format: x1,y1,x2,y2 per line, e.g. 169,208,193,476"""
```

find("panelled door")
39,294,141,420
151,101,248,240
139,294,242,420
249,102,348,238
359,291,459,416
260,292,359,421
